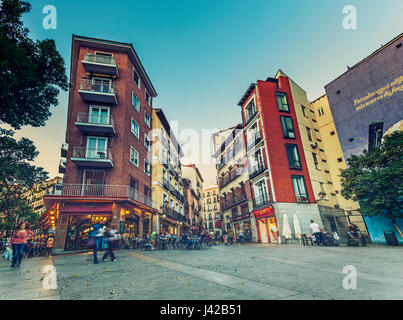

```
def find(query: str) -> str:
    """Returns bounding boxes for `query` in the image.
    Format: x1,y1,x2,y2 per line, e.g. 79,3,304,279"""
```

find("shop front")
123,213,139,238
160,215,179,235
60,202,114,251
230,213,252,240
253,205,278,244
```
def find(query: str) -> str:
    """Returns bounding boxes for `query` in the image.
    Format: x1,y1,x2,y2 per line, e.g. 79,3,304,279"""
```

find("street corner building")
43,35,159,253
324,32,403,244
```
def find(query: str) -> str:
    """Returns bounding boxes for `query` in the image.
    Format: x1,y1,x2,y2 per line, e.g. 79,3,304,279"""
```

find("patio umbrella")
282,214,292,239
293,214,302,239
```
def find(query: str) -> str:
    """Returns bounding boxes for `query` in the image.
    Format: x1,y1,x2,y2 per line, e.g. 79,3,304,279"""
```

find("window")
131,118,139,138
318,107,324,116
133,67,140,88
132,92,140,113
312,153,319,170
291,176,309,202
144,160,151,176
144,134,151,150
145,89,151,105
130,147,139,166
368,122,383,152
244,99,257,123
280,116,295,139
129,176,138,190
276,92,289,112
86,136,107,159
89,106,109,124
301,105,308,117
285,144,301,169
170,198,174,209
144,110,151,127
306,127,313,142
337,157,343,163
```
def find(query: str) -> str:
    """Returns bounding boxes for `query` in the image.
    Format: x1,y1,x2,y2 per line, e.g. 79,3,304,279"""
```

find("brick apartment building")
44,35,158,252
237,74,323,243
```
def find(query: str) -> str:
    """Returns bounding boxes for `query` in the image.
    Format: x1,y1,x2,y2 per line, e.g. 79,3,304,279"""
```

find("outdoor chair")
301,234,314,246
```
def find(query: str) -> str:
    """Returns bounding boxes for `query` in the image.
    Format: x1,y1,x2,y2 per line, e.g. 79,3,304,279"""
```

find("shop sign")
253,206,275,220
230,213,251,223
119,221,125,234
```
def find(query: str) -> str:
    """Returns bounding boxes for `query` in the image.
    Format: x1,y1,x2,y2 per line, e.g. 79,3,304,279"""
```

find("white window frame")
133,67,140,89
86,136,108,158
89,105,110,124
132,91,140,113
130,146,139,167
144,133,151,151
131,118,139,138
144,159,151,176
145,88,151,105
144,110,151,128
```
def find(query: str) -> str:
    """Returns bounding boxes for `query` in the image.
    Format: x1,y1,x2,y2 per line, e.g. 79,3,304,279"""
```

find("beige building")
25,177,63,218
310,95,360,212
202,184,221,234
151,108,187,235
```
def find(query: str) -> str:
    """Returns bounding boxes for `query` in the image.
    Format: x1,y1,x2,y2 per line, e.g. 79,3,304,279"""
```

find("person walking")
239,229,245,245
227,229,234,247
9,221,34,268
309,220,323,246
88,223,104,264
102,222,117,262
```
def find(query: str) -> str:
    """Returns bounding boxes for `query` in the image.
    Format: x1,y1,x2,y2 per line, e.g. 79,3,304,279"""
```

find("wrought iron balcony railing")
83,53,117,66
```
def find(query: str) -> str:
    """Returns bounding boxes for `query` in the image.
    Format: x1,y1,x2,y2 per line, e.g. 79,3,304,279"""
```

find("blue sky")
14,0,403,186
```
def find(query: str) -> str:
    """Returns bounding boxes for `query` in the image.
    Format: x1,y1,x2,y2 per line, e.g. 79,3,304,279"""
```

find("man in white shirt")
309,220,323,246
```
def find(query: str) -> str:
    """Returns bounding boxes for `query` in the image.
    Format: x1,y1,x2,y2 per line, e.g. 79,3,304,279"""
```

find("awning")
38,204,56,230
253,205,275,219
61,203,113,215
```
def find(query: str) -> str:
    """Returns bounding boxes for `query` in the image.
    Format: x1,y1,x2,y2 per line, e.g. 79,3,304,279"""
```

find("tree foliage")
0,0,69,129
341,131,403,219
0,129,49,233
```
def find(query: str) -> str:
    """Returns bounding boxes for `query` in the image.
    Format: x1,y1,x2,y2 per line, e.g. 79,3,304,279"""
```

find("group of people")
221,228,251,246
309,220,361,246
88,221,119,264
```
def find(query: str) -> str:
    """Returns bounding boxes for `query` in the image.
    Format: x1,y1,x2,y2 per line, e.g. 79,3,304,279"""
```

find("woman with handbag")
10,221,34,268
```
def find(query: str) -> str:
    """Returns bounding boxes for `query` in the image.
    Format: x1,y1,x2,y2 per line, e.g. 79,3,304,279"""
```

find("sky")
10,0,403,187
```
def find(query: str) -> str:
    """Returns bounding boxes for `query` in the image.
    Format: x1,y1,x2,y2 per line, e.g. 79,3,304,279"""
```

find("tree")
0,0,69,129
340,131,403,219
0,129,48,234
0,0,68,232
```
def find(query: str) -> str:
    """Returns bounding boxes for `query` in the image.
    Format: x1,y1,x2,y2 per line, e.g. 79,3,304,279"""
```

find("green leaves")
0,0,68,129
341,131,403,219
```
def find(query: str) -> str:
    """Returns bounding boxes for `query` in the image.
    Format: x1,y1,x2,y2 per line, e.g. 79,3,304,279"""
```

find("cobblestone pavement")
1,244,403,300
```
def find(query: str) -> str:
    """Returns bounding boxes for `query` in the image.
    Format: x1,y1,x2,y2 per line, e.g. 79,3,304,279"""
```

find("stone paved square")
1,244,403,300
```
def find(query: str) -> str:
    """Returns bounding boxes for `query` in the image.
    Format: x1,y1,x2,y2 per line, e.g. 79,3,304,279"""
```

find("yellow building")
309,94,360,212
151,108,188,235
181,164,204,231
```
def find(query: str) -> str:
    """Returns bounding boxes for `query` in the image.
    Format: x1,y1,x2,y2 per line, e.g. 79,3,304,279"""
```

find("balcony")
249,163,266,179
46,184,157,209
162,177,169,190
221,193,248,211
82,53,118,77
253,193,271,209
161,205,187,223
244,110,258,127
247,131,263,150
75,113,116,136
71,147,114,168
58,159,66,174
61,143,68,158
78,79,117,104
219,169,242,188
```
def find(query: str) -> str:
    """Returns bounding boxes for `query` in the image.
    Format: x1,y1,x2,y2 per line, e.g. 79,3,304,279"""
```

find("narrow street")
1,244,402,300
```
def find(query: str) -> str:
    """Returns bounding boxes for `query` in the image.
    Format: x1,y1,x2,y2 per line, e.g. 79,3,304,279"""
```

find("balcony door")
86,136,107,159
92,77,111,93
82,169,105,196
89,106,109,124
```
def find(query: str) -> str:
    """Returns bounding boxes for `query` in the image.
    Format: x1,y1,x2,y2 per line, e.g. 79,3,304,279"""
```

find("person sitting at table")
348,223,361,239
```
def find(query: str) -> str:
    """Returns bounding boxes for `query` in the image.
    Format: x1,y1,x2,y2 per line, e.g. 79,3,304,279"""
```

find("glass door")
93,78,111,93
89,106,109,124
86,137,107,159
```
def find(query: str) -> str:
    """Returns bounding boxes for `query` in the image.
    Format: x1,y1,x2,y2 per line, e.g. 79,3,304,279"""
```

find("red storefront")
253,205,278,243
